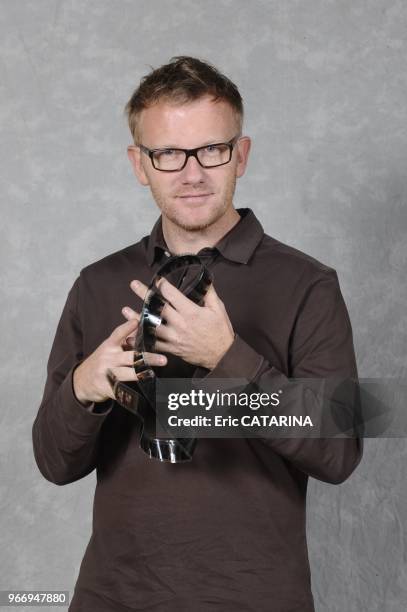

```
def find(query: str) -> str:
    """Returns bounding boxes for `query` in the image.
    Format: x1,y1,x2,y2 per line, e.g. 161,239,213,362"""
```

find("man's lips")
177,193,213,198
176,193,214,205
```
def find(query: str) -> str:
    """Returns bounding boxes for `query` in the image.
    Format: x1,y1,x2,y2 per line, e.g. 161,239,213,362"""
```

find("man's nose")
180,154,206,183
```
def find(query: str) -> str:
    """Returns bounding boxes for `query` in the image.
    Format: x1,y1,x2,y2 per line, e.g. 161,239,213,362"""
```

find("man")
33,56,362,612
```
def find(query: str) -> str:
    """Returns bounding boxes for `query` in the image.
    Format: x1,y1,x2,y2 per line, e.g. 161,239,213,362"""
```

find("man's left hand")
123,279,235,370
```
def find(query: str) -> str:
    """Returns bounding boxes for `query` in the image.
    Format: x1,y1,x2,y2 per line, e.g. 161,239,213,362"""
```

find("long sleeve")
195,269,363,485
32,276,113,486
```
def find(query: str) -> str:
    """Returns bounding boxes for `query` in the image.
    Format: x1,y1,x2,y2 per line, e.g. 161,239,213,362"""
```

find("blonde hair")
124,56,243,142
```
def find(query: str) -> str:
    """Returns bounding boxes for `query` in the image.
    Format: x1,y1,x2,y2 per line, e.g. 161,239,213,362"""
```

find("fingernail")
131,280,139,289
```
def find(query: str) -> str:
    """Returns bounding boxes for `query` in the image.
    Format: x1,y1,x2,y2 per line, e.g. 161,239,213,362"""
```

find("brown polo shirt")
32,208,362,612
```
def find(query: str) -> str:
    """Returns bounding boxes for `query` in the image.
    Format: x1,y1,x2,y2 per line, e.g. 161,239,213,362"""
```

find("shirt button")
164,250,171,257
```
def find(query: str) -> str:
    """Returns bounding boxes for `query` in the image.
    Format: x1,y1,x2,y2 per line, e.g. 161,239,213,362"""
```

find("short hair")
124,56,244,142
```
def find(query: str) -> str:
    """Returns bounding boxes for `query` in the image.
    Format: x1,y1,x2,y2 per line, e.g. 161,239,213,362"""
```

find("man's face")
127,95,251,232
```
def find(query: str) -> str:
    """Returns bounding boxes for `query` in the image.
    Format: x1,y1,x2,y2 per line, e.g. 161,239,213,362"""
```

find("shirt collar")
146,208,264,266
146,216,168,265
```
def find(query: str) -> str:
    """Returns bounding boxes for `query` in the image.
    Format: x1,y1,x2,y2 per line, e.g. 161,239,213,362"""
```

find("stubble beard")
150,175,237,232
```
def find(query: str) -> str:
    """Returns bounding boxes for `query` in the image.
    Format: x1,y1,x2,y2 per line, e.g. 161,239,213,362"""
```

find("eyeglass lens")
152,143,231,171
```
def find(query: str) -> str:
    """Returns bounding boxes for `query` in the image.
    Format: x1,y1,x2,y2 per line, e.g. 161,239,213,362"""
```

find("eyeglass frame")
137,134,241,172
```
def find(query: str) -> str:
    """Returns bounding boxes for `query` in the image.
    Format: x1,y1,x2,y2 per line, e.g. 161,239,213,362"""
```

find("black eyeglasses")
138,135,240,172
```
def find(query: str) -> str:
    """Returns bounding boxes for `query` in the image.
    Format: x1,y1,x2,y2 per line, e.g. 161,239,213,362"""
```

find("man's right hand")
73,316,167,405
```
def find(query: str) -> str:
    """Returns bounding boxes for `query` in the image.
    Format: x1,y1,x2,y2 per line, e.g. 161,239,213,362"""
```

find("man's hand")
124,279,235,371
73,315,167,405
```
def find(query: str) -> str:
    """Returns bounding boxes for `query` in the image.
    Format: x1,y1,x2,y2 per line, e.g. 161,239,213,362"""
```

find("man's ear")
127,146,150,186
235,136,251,179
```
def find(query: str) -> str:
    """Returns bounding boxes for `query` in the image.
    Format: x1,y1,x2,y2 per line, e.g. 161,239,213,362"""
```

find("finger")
203,283,219,308
153,338,173,354
130,280,149,302
122,335,136,350
160,301,181,326
156,277,196,313
120,308,140,348
121,350,167,368
110,317,140,344
112,366,139,383
140,351,168,367
121,306,140,320
111,364,164,385
154,322,172,342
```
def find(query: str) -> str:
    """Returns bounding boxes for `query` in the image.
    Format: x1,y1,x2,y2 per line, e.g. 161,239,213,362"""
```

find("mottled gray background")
1,0,406,610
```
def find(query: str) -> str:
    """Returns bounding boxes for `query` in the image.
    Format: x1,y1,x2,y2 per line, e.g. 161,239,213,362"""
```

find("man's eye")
154,149,177,162
204,145,220,153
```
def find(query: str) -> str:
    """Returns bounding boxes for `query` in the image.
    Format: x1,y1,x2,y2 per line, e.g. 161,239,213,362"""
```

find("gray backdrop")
1,1,406,610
